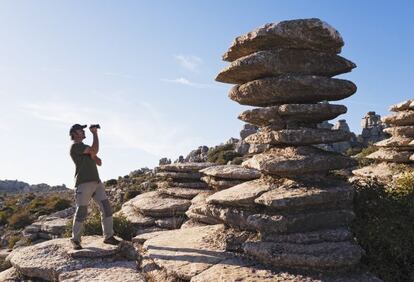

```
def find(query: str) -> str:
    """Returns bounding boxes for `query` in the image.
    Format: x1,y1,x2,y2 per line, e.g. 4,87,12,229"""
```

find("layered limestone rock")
211,18,374,278
200,165,261,190
353,99,414,183
358,111,388,146
2,236,144,281
116,162,217,233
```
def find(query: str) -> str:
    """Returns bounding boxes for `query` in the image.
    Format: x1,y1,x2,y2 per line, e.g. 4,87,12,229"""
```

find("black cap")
69,124,87,135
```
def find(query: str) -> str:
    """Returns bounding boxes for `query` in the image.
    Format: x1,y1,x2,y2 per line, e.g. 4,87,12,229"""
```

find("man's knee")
75,206,88,222
100,199,112,218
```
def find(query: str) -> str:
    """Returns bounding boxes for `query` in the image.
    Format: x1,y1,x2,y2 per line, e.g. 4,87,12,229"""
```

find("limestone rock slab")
157,180,209,189
115,200,156,226
157,171,202,180
217,49,355,84
128,191,191,217
159,187,208,199
58,261,145,282
201,176,244,190
242,146,356,175
201,165,261,180
382,111,414,126
243,241,362,270
229,75,356,106
374,136,414,149
255,184,353,210
246,128,350,145
383,126,414,137
223,18,344,62
68,238,120,258
155,217,186,229
239,103,347,127
158,162,216,173
247,210,355,234
262,228,353,244
206,179,272,207
367,148,413,163
143,225,234,280
389,99,414,112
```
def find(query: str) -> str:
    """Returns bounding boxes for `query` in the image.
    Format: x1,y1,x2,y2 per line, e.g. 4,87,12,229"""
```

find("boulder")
239,103,347,127
246,210,355,234
201,165,261,180
0,267,20,281
382,111,414,126
243,241,362,270
389,99,414,112
229,75,356,106
180,219,207,229
242,146,356,176
143,225,234,280
217,49,355,84
245,128,351,145
115,200,156,226
222,18,344,62
352,162,405,183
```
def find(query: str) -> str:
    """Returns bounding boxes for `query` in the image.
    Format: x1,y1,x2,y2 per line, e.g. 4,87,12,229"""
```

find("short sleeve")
70,143,88,157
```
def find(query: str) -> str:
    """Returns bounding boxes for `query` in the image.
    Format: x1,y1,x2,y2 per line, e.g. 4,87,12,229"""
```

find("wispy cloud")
161,77,211,88
174,55,202,72
20,100,201,157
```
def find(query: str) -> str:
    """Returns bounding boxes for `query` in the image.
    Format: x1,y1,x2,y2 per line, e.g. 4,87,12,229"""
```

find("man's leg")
92,182,114,240
72,182,94,243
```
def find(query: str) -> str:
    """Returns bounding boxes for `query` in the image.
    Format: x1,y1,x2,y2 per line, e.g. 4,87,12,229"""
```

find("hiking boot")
70,239,82,250
103,236,121,245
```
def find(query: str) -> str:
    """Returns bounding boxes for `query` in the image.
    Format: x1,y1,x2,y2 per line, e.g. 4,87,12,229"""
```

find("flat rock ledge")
201,164,261,180
158,162,216,173
6,236,144,282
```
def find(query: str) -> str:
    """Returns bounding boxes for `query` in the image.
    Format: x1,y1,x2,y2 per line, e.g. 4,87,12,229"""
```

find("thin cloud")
20,100,201,157
161,77,211,88
174,55,202,71
103,72,134,79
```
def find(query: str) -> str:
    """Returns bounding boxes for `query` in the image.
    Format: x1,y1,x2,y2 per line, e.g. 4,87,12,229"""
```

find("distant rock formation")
353,100,414,183
0,180,69,194
158,157,171,165
358,111,388,146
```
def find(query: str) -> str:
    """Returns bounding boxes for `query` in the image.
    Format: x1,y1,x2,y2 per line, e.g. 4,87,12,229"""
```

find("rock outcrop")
353,100,414,183
130,18,379,281
2,236,143,281
358,111,388,146
116,162,217,233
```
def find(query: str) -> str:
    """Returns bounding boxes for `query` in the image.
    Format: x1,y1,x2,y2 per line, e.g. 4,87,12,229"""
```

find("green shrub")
45,197,71,211
207,144,241,165
7,235,22,249
352,179,414,281
8,211,32,229
0,211,9,225
106,179,118,186
125,189,140,201
64,211,135,240
355,146,378,167
394,171,414,195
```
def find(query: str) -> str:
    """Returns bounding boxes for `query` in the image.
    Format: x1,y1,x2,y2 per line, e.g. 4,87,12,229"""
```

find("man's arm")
82,146,102,166
90,127,99,154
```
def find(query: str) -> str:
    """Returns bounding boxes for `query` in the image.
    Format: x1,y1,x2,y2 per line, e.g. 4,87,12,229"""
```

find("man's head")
69,124,87,141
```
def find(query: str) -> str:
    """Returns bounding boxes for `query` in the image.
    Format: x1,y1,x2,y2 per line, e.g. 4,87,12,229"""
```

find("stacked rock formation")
353,99,414,183
137,19,379,281
358,111,388,146
214,18,370,274
116,162,215,233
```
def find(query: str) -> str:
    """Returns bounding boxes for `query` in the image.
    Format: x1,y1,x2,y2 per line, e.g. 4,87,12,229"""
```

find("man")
69,124,120,250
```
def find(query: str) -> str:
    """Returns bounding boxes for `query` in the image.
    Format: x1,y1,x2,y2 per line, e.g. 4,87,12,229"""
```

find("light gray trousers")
72,181,114,242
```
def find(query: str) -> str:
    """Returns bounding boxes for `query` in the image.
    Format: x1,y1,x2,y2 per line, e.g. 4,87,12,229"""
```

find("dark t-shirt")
70,143,101,187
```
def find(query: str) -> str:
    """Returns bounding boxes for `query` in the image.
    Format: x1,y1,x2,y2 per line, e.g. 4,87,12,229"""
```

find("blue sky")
0,1,413,187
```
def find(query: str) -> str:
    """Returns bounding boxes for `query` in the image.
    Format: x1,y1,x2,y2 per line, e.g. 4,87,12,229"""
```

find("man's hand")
93,155,102,166
90,127,98,134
